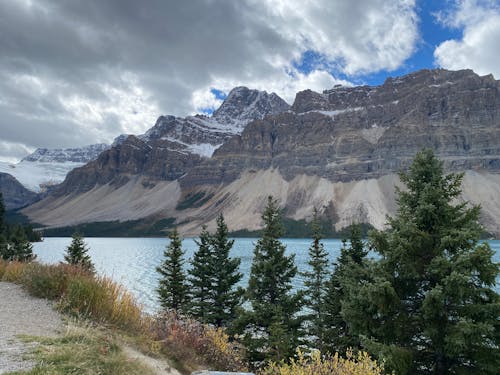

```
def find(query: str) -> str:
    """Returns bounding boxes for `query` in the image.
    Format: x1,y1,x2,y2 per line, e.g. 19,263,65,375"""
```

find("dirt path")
0,281,182,374
0,282,63,374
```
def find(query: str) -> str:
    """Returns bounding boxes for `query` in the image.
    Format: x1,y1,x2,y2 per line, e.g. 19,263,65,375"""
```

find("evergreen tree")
322,223,368,355
237,196,303,364
157,228,188,312
343,149,500,374
188,225,214,322
64,232,94,273
0,192,5,235
301,207,329,351
0,192,7,258
7,225,36,262
209,214,243,327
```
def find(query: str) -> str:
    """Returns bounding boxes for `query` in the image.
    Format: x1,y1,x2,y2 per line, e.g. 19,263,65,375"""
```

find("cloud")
434,0,500,78
0,0,419,161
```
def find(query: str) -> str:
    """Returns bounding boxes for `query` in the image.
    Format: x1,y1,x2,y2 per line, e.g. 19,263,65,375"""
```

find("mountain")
0,143,109,192
22,69,500,236
46,87,290,196
0,172,39,210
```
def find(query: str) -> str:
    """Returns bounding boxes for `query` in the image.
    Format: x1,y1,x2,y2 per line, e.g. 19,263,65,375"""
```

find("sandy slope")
23,169,500,237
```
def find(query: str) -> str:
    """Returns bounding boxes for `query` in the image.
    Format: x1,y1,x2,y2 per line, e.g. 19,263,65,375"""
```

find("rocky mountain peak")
22,143,110,163
212,86,290,128
292,68,498,113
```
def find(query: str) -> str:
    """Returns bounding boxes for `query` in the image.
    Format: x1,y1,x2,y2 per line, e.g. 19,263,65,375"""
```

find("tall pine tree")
188,225,214,322
8,225,36,262
209,214,243,327
322,223,368,355
157,228,188,312
237,196,303,364
343,149,500,374
301,207,329,351
64,232,94,273
0,192,5,235
0,192,7,258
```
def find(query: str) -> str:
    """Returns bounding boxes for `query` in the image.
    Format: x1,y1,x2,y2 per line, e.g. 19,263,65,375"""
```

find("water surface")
33,237,500,313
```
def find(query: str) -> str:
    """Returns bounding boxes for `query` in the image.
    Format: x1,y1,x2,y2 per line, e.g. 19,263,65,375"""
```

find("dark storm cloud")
0,0,421,161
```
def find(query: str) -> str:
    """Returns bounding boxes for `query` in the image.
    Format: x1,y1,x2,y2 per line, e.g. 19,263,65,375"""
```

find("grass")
0,259,247,374
7,323,155,375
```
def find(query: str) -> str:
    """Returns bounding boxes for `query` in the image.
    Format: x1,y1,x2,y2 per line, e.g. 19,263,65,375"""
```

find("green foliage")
343,149,500,374
157,228,188,312
0,192,5,234
41,217,176,237
209,214,244,327
236,196,303,364
188,216,243,327
301,208,329,351
230,218,375,239
323,224,369,355
1,224,36,262
64,232,94,273
188,225,213,323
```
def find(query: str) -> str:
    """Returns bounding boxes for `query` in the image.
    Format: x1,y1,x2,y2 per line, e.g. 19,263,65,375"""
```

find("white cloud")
434,0,500,78
0,0,420,161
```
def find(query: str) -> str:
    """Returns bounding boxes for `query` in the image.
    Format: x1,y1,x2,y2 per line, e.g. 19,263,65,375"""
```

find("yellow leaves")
260,348,386,375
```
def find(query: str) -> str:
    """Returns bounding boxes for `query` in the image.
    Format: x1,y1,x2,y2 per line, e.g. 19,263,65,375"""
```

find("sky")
0,0,499,162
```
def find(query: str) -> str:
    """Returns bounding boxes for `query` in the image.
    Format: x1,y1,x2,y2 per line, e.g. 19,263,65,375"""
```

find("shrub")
60,275,143,331
20,263,84,300
1,261,26,282
0,259,6,279
260,349,386,375
147,312,246,372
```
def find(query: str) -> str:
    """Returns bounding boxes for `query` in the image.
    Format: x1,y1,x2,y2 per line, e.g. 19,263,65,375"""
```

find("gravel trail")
0,282,63,374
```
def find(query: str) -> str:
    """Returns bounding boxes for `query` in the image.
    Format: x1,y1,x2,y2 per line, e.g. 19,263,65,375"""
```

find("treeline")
0,192,38,261
156,150,500,374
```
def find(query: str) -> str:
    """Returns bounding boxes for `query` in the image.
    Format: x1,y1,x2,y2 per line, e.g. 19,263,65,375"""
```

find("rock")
182,68,500,187
0,173,39,210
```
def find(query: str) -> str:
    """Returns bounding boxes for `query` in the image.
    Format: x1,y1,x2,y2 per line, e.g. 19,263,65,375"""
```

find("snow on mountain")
138,87,290,158
0,144,109,192
213,87,290,130
22,143,109,163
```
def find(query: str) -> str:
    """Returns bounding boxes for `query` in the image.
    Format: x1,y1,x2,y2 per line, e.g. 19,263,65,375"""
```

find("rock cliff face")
0,173,39,210
52,87,289,196
23,69,500,236
182,69,500,187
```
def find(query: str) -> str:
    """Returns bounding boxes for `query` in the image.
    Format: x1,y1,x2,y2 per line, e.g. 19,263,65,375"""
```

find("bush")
260,349,386,375
0,259,6,279
147,312,246,373
1,261,26,282
20,263,84,300
60,275,143,331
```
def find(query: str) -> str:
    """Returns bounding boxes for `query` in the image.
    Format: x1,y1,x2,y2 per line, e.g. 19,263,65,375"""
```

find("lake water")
33,237,500,313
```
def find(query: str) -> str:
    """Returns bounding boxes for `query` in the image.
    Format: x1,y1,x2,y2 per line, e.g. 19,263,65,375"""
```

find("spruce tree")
237,196,303,364
157,228,188,312
8,225,36,262
64,232,94,273
0,192,7,259
188,225,214,322
343,149,500,374
322,224,368,355
301,207,329,351
209,214,243,327
0,192,5,235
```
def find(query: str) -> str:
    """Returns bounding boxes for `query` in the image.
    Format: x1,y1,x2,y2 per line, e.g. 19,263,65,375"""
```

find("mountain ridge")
22,69,500,236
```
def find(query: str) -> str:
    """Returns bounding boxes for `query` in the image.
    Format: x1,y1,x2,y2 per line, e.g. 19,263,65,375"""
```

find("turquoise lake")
33,237,500,313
